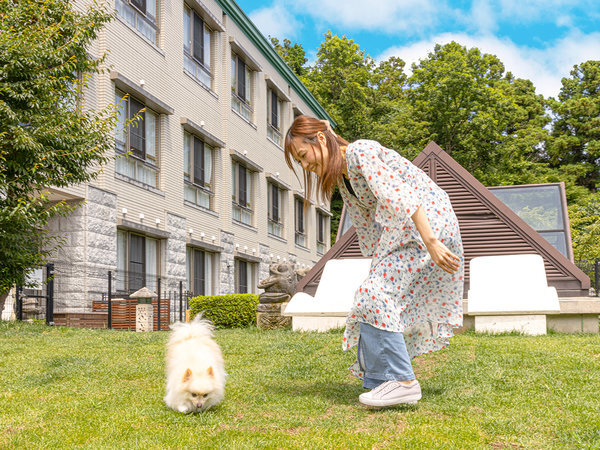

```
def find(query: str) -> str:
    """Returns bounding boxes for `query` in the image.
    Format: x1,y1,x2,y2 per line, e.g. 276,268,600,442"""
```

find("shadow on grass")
265,378,446,408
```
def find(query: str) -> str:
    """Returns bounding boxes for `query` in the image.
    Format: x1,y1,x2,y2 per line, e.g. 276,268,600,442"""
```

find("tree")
569,193,600,261
304,32,375,143
0,0,116,298
548,60,600,191
270,37,308,78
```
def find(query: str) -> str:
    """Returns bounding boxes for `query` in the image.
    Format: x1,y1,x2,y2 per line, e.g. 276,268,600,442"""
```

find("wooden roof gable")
296,141,590,297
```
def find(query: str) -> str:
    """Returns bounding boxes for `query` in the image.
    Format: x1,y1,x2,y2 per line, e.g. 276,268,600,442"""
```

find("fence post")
107,271,112,329
16,286,22,321
46,264,54,325
595,260,599,297
179,281,183,322
157,277,161,331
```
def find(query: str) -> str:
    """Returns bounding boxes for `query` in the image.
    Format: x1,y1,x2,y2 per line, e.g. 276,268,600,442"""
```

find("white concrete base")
136,303,153,332
474,314,547,335
292,316,347,332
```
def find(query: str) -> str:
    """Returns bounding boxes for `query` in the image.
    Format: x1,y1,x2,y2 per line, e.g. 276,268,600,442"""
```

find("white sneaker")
359,380,422,407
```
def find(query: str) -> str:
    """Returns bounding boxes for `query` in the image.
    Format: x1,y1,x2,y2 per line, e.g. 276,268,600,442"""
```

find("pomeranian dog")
164,315,225,413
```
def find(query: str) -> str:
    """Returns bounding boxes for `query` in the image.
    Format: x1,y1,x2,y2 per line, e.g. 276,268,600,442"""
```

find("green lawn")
1,321,599,449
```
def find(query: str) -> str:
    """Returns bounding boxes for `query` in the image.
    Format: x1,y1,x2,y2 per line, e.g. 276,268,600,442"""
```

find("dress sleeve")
347,141,423,222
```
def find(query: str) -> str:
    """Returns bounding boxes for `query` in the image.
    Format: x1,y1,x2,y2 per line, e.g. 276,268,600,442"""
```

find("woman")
284,116,464,407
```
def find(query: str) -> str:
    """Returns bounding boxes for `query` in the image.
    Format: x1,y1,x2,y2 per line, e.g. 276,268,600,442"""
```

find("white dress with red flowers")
338,140,464,379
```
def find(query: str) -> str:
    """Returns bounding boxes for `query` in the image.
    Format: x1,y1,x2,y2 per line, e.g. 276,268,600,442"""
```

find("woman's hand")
320,119,334,134
424,238,461,274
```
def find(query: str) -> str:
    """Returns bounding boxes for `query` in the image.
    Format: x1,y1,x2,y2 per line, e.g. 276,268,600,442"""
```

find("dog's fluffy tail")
168,313,215,344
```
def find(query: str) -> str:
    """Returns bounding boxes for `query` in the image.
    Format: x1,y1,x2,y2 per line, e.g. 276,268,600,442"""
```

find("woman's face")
290,132,329,177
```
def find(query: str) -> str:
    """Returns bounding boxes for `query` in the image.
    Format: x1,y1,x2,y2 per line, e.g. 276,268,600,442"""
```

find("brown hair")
284,115,349,208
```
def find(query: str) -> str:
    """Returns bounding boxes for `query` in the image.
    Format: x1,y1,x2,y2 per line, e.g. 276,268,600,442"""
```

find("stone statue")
256,262,312,329
257,263,298,304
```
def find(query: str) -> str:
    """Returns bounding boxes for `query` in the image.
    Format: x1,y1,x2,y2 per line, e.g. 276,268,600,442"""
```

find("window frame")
186,247,213,296
183,4,213,87
267,182,285,238
115,90,160,188
294,196,307,247
184,132,214,209
316,211,327,255
266,87,284,146
231,160,254,226
116,230,161,294
235,258,256,293
231,53,253,121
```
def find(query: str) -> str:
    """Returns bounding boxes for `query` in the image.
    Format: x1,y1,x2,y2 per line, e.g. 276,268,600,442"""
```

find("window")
295,197,306,247
186,248,213,295
116,230,159,293
115,90,159,188
184,132,213,209
115,0,159,44
235,259,255,293
231,54,253,121
268,183,284,238
183,5,212,87
316,211,327,255
267,88,283,146
232,161,253,225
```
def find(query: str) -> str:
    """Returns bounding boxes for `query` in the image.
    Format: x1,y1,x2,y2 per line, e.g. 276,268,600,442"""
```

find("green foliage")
548,60,600,190
569,193,600,260
0,0,116,293
189,294,259,328
304,32,375,143
270,37,308,78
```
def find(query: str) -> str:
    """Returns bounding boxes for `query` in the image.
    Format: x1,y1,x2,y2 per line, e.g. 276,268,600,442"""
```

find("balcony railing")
115,0,158,43
184,53,212,88
268,219,283,238
267,123,282,147
295,232,306,247
232,201,252,225
231,92,252,122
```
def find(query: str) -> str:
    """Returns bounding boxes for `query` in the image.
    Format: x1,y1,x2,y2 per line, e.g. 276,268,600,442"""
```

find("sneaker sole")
359,395,421,407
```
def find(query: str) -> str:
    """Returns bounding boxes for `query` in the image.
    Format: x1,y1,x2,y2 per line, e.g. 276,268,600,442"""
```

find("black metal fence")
15,264,54,325
12,262,196,329
575,259,599,296
105,271,194,330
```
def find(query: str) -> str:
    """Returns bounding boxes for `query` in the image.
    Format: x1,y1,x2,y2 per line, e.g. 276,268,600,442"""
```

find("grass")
1,321,599,449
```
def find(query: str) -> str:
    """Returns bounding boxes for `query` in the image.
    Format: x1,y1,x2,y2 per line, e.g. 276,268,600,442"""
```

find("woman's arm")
411,206,461,274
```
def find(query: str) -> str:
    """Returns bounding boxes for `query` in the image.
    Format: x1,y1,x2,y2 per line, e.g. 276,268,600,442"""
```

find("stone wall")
166,213,187,293
220,230,235,294
258,243,271,290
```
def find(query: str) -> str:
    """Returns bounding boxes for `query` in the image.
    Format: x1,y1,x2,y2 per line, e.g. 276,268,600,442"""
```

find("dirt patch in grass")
414,352,448,380
490,441,525,449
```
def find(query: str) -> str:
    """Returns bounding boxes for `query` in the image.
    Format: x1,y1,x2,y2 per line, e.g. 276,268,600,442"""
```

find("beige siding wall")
52,0,331,300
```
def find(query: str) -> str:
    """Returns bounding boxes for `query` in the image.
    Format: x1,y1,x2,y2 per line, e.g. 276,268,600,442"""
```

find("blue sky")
235,0,600,98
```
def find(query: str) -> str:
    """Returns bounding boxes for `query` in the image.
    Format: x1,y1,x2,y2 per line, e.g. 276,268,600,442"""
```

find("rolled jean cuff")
364,370,415,381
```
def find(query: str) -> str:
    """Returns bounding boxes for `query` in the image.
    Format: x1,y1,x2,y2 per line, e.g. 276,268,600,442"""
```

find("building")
45,0,334,313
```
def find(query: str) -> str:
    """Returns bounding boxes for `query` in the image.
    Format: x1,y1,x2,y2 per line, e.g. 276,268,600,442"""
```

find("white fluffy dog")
164,315,225,413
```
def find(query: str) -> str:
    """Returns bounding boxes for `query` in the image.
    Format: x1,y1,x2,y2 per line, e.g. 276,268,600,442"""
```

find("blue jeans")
358,322,416,389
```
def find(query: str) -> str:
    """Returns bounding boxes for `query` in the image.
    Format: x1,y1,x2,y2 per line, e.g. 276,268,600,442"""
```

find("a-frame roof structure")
296,142,590,297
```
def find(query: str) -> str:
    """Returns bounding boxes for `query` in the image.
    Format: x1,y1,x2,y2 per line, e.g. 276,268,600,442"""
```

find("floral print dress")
338,140,464,380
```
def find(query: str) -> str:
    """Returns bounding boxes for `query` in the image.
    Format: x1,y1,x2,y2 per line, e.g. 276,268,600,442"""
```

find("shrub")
189,294,259,328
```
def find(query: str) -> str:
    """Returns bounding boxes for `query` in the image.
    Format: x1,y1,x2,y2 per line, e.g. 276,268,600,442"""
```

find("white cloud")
290,0,444,35
248,3,302,40
377,30,600,98
470,0,497,34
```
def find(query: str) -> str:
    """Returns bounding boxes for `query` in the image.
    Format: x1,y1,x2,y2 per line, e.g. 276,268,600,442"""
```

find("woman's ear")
317,131,326,145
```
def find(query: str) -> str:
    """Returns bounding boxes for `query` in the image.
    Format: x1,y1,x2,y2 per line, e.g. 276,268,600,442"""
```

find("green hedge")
189,294,259,328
